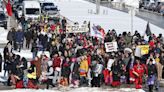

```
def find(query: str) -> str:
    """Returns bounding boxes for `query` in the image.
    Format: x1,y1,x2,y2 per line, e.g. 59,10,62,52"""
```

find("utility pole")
96,0,100,14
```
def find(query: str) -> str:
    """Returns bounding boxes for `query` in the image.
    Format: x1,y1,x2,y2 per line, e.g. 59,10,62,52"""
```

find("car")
160,5,164,15
144,2,155,10
154,2,164,13
0,9,7,29
147,3,155,11
40,2,55,12
42,6,60,17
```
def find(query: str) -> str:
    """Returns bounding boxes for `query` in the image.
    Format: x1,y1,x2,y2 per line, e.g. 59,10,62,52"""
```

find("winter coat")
31,42,38,53
46,66,54,79
42,35,48,49
31,58,41,78
93,63,103,77
24,31,32,41
111,64,120,81
133,64,144,77
79,59,89,77
7,31,14,41
61,61,71,78
53,57,61,71
147,64,157,76
22,58,28,70
10,60,17,74
3,46,9,61
72,62,80,80
32,31,38,41
15,31,24,43
27,64,37,79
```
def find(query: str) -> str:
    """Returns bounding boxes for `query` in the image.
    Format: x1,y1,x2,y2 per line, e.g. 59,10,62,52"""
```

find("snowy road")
0,87,145,92
54,0,164,36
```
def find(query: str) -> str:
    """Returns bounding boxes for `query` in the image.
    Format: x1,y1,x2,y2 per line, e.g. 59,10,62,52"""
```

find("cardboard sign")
105,42,118,52
135,45,149,57
138,45,149,55
66,23,89,33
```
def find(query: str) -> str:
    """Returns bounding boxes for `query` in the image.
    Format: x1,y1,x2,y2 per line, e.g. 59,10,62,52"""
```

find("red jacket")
53,57,61,70
149,41,154,48
133,64,144,77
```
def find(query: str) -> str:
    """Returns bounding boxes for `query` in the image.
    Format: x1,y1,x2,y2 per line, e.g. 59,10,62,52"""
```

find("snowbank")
0,87,145,92
54,0,164,36
0,27,8,44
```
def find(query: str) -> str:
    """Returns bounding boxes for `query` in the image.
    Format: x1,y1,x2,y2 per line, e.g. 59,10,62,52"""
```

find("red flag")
4,0,12,16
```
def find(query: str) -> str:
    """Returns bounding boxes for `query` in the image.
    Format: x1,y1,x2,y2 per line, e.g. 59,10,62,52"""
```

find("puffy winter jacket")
79,59,89,77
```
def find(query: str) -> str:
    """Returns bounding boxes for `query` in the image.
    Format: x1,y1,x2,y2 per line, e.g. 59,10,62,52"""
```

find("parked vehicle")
0,8,7,29
144,2,155,10
147,3,155,11
40,2,55,12
154,2,164,13
160,5,164,15
42,6,60,17
23,0,41,20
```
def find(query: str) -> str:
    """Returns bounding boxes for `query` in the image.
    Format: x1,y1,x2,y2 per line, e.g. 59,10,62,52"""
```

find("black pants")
26,39,31,49
14,42,17,50
91,75,100,87
0,62,2,72
149,85,154,92
7,76,11,86
46,79,55,89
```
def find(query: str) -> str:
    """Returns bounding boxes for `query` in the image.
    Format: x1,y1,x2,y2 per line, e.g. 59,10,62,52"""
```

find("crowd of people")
0,14,164,92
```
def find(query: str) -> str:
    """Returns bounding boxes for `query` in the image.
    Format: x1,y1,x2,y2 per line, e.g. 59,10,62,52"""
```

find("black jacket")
147,64,157,76
7,31,14,41
61,60,71,78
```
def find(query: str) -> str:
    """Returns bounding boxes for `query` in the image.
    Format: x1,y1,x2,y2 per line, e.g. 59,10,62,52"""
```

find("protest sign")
105,42,118,52
66,23,89,33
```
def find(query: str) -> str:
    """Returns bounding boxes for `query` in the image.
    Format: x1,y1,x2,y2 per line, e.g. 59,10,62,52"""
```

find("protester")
133,57,145,89
1,11,164,91
15,29,24,52
79,56,89,86
147,59,157,92
0,54,2,72
46,60,55,89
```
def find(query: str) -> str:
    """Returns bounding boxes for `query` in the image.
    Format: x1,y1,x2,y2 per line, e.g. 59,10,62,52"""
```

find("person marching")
132,57,145,89
45,60,55,89
147,59,157,92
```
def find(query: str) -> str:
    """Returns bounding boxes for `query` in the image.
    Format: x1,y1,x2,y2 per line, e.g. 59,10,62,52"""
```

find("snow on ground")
54,0,164,35
0,27,8,44
0,87,145,92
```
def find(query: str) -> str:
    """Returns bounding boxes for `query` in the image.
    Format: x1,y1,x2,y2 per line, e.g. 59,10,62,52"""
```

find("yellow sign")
138,45,149,55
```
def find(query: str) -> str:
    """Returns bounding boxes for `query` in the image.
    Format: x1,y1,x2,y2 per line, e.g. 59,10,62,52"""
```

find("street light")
96,0,100,14
128,7,136,35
